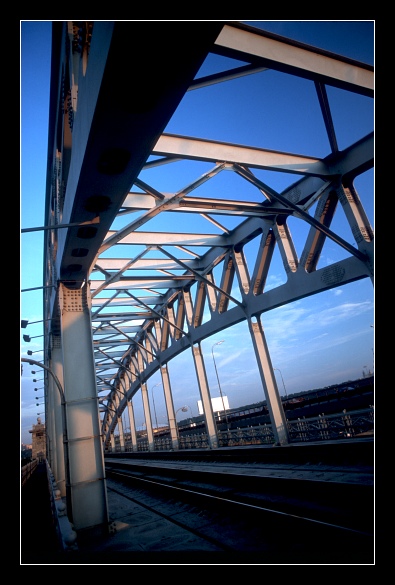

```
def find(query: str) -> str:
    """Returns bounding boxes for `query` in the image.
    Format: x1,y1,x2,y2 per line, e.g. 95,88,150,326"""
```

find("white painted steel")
39,21,374,534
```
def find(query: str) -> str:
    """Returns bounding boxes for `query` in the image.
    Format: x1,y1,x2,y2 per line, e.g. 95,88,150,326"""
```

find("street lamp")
274,367,288,400
21,356,70,513
184,405,194,423
151,383,162,429
27,349,43,355
23,334,44,343
175,406,189,441
30,370,44,383
21,318,52,328
211,340,229,428
176,405,189,419
34,387,44,392
177,404,194,427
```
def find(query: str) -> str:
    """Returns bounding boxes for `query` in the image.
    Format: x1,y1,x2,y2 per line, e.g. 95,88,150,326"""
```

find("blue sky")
20,21,374,443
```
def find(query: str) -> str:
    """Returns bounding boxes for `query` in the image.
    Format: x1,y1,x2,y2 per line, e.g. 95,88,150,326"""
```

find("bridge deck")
21,438,374,564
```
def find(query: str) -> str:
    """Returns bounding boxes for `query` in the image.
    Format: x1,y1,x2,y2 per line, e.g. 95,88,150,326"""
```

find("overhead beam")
213,22,374,97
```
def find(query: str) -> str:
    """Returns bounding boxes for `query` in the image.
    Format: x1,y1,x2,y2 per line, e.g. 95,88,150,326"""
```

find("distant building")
197,396,230,415
29,417,46,461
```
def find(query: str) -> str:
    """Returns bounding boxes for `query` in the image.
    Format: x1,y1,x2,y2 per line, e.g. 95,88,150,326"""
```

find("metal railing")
21,459,38,486
45,460,78,551
287,408,374,442
109,407,373,453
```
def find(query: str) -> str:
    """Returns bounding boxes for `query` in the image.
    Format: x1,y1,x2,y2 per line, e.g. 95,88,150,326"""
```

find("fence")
111,407,374,453
21,459,38,487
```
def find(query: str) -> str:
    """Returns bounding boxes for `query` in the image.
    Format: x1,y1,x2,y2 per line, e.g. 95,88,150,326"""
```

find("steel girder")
43,21,373,448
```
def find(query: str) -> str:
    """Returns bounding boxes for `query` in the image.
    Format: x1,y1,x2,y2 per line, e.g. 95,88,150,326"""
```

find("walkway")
21,461,60,564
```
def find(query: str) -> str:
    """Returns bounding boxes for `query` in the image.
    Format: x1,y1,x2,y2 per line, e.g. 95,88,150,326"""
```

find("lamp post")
175,406,189,442
23,334,44,343
176,406,189,419
21,356,70,509
151,383,162,430
274,367,288,400
211,340,229,428
185,405,194,424
21,318,52,328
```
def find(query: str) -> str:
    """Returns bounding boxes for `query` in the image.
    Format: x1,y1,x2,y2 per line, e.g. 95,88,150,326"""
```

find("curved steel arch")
99,162,373,445
42,21,373,451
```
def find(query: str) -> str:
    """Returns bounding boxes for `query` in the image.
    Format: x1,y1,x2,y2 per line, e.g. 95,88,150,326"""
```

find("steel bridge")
22,21,373,538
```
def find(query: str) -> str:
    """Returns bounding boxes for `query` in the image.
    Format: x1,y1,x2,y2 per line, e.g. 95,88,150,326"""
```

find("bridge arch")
22,21,373,535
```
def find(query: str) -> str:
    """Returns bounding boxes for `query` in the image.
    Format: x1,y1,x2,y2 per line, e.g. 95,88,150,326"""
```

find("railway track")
74,445,375,564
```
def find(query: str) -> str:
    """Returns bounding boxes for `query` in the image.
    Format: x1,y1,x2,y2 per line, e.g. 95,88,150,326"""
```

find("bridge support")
59,283,109,535
114,390,126,452
192,343,218,448
249,317,289,445
160,365,179,450
49,336,67,497
140,379,155,451
127,399,138,452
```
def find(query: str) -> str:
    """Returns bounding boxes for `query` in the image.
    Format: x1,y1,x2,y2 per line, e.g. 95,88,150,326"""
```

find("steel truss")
40,22,373,530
